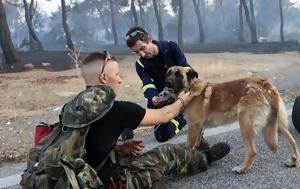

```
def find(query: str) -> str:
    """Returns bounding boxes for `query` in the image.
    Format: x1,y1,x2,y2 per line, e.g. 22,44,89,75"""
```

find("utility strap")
95,150,116,173
61,163,80,189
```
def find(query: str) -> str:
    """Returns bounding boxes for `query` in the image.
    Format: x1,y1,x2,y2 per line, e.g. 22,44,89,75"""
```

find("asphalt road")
161,124,300,189
1,106,300,189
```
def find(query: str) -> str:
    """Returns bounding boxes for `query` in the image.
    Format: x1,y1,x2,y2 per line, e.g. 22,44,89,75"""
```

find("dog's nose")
165,80,173,87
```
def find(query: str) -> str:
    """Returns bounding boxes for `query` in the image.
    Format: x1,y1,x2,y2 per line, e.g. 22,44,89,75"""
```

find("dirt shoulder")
0,52,299,164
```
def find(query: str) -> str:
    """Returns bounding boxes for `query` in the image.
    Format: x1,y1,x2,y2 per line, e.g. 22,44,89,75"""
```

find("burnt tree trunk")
177,0,183,48
61,0,74,51
193,0,205,43
249,0,257,42
95,7,110,41
28,0,34,48
23,0,43,51
279,0,285,42
137,0,145,28
219,0,225,23
238,0,244,42
240,0,258,43
109,0,118,45
0,0,20,65
131,0,138,26
153,0,163,40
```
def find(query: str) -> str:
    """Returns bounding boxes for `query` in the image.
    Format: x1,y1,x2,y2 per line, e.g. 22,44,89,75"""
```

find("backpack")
34,122,59,146
21,85,116,189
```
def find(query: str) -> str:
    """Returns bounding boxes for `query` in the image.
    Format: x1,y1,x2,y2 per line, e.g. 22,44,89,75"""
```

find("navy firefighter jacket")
135,40,190,108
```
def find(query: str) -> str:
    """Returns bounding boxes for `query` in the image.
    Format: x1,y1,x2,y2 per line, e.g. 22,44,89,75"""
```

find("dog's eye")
175,70,182,78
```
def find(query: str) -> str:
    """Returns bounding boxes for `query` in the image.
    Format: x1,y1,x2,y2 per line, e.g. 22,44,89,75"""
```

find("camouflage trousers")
119,143,208,189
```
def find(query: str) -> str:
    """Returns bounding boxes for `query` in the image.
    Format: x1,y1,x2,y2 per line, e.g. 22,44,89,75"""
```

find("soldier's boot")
197,136,211,151
202,142,231,164
292,96,300,134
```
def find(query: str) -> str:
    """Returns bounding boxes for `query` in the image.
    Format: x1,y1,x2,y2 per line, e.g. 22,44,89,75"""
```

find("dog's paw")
232,166,247,174
284,159,300,168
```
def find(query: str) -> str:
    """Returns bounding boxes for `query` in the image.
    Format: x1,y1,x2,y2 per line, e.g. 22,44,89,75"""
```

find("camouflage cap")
62,85,116,128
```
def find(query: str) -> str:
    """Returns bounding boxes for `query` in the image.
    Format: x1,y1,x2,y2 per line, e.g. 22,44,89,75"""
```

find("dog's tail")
262,83,282,152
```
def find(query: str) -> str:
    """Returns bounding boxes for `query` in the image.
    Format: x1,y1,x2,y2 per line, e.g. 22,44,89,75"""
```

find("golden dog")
165,66,300,173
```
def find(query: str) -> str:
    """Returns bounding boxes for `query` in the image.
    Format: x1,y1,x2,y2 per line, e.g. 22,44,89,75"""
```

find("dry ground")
0,52,300,163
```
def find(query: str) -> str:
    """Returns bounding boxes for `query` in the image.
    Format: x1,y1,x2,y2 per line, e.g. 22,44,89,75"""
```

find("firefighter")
124,26,210,149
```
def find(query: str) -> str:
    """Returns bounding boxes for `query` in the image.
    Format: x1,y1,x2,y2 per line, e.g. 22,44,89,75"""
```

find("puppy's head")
165,66,199,95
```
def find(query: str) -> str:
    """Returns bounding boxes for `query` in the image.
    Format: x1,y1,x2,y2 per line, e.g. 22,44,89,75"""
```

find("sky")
39,0,60,15
39,0,84,15
291,0,300,7
39,0,300,16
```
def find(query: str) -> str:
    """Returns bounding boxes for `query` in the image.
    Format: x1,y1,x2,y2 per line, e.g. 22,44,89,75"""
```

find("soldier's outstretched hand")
119,140,145,157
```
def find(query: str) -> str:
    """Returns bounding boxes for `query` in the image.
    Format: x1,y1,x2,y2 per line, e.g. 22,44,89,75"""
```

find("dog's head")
165,66,199,94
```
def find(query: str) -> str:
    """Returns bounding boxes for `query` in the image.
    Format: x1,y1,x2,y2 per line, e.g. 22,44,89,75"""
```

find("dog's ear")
186,68,198,82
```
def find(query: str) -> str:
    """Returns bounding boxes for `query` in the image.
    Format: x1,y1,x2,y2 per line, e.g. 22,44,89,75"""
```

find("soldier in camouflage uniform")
66,51,230,188
119,143,210,188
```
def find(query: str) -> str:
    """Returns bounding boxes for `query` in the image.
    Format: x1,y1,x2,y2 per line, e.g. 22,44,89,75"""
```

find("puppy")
164,66,300,173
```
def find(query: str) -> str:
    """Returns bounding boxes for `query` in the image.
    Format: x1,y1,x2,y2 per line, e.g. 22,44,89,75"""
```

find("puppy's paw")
284,159,300,168
232,166,247,174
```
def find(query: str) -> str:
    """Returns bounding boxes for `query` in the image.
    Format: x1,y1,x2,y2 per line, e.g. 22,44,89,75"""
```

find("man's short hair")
82,52,116,65
125,26,148,47
81,52,117,85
